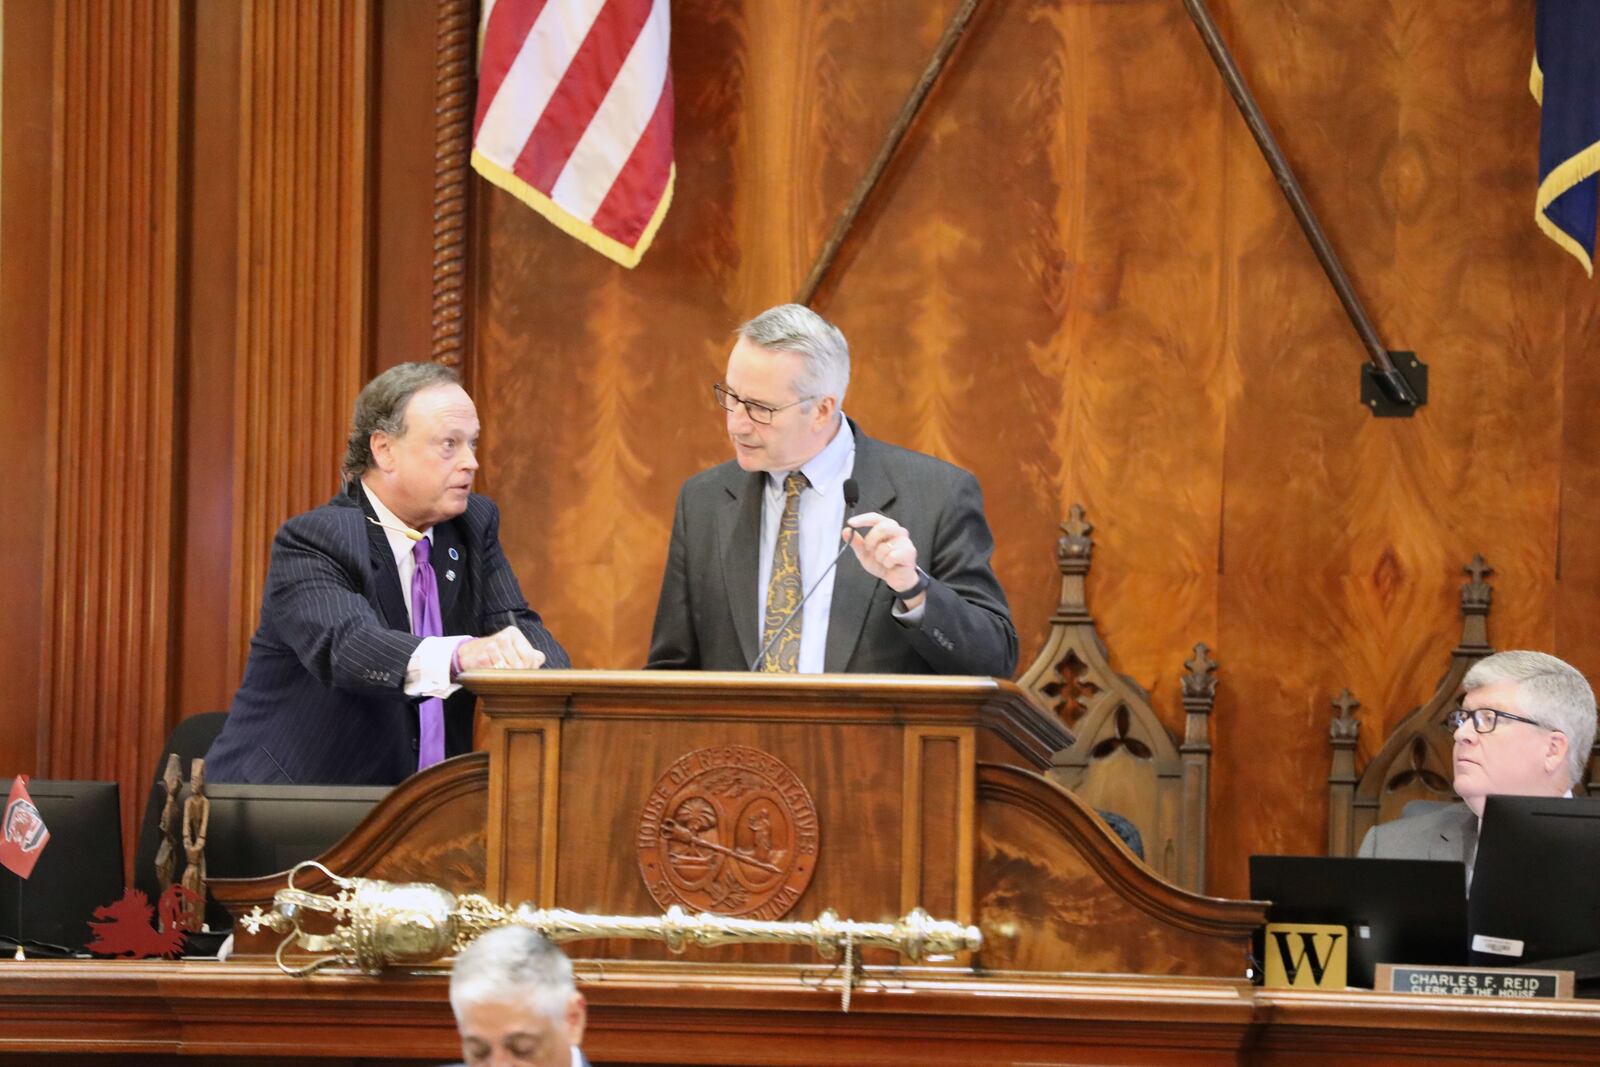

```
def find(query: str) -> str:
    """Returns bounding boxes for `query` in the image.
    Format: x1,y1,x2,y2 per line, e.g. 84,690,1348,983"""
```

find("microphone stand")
748,536,860,672
748,479,865,672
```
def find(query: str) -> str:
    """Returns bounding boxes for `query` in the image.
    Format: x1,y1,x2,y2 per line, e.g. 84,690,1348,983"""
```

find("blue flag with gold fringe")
1533,1,1600,276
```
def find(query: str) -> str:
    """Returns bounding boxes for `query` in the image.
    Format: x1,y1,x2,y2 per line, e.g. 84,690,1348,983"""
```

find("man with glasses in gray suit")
1358,650,1597,878
647,304,1016,677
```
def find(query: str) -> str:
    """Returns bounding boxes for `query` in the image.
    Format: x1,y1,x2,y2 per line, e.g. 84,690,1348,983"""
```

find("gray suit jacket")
1357,802,1477,865
646,424,1017,676
205,485,569,785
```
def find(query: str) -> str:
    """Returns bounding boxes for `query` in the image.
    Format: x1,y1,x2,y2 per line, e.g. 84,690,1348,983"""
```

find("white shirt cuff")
891,600,926,625
405,636,471,698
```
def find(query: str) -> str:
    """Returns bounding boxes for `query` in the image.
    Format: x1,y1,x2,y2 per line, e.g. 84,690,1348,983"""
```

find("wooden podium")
18,674,1600,1064
218,670,1262,976
481,672,1061,941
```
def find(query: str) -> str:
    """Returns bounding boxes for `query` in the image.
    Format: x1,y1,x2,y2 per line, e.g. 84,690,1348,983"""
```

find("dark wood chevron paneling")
471,0,1600,898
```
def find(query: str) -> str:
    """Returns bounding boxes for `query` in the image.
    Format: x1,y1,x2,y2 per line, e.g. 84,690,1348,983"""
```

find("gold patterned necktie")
759,471,808,672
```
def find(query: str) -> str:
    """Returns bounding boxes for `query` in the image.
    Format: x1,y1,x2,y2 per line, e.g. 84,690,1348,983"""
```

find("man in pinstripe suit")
205,363,569,786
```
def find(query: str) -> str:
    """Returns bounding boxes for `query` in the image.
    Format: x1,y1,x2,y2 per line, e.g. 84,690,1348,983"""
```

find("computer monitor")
0,779,123,956
1249,855,1469,988
199,783,388,930
1470,794,1600,974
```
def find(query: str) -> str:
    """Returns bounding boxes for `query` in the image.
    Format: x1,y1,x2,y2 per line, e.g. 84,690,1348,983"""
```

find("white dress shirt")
361,482,467,698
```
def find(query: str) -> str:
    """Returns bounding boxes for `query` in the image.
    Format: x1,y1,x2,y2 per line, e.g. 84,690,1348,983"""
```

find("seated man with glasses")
646,303,1017,676
1357,650,1597,878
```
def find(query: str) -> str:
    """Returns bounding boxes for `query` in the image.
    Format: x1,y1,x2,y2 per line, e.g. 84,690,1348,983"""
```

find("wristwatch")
893,567,931,604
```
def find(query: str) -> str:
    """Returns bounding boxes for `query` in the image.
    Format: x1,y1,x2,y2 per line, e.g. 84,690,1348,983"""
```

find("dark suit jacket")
205,485,569,785
646,425,1017,676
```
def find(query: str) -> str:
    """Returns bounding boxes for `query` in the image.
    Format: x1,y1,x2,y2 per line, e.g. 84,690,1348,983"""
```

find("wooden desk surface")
4,958,1600,1065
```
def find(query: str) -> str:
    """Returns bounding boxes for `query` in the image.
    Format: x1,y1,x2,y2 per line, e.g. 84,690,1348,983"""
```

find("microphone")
748,478,862,672
368,516,425,542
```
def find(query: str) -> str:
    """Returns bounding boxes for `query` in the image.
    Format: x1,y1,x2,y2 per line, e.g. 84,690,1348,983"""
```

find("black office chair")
131,712,228,906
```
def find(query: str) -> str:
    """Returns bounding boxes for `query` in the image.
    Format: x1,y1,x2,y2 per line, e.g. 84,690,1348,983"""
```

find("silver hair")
449,926,576,1023
341,362,461,480
1463,650,1597,788
736,303,850,408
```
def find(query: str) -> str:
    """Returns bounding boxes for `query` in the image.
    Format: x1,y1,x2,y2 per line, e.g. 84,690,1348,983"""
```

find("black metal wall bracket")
1361,353,1428,417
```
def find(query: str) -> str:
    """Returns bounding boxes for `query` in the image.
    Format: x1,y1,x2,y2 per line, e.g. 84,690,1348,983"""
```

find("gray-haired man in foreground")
1358,649,1597,875
449,926,589,1067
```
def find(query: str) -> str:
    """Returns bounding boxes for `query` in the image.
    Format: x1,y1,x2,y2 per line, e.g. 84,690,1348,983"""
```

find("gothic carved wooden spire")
1017,504,1216,892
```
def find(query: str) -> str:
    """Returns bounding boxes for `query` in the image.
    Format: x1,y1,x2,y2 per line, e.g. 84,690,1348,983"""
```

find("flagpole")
10,874,21,960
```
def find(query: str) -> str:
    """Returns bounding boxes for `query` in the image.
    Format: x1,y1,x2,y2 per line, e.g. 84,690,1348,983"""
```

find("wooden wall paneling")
1381,0,1559,652
473,0,756,668
461,0,1600,898
369,0,447,375
819,0,1231,708
1210,0,1562,896
1558,278,1600,713
175,0,244,722
1211,0,1404,898
228,0,373,675
39,1,181,863
822,0,1063,668
999,0,1228,695
0,0,55,775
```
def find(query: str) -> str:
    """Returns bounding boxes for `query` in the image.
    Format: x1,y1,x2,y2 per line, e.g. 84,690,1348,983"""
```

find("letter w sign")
1263,923,1348,989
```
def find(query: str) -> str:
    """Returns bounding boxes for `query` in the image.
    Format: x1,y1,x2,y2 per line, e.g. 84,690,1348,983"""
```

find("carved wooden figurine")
180,757,210,931
153,753,183,894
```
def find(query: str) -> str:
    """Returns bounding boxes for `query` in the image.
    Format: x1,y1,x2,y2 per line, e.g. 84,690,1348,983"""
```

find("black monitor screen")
1250,855,1468,988
202,782,387,869
1471,794,1600,972
0,779,123,955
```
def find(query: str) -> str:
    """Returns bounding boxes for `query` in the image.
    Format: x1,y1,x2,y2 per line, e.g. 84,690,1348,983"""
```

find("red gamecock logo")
3,797,48,852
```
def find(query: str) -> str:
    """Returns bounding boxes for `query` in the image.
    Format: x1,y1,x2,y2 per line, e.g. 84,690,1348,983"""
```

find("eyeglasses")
1445,705,1555,735
712,382,811,426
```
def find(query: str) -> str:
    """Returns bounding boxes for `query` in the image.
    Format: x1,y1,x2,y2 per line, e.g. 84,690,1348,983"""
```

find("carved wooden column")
40,1,182,848
1326,690,1361,856
229,0,374,673
1178,644,1217,892
430,0,476,375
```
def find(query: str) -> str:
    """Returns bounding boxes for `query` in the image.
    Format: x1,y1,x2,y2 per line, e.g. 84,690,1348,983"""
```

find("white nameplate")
1471,934,1525,958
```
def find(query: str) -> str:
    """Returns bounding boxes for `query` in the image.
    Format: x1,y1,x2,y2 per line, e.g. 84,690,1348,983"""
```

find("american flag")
472,0,675,269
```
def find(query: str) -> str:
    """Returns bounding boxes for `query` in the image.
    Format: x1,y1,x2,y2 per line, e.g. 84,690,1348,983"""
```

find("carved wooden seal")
636,745,819,919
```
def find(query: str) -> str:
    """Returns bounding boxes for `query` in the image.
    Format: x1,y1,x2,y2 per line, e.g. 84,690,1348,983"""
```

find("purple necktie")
411,537,446,770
